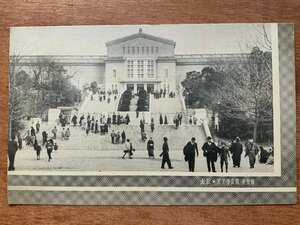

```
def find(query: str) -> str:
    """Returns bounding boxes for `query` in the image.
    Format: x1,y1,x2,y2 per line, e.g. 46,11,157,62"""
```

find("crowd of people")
153,89,176,99
90,89,118,104
183,136,274,173
8,110,274,173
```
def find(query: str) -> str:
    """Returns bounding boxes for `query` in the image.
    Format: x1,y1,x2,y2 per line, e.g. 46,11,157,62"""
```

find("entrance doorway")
127,84,134,92
137,84,145,93
147,84,154,93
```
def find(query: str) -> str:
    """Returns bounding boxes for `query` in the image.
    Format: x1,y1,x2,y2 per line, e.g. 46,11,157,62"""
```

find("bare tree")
9,55,26,137
218,47,272,142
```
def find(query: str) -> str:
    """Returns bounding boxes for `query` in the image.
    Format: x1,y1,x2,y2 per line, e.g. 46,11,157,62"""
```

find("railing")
175,53,249,59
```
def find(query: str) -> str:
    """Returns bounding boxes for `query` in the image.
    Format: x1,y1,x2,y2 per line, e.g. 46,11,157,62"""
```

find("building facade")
105,28,177,94
15,29,246,94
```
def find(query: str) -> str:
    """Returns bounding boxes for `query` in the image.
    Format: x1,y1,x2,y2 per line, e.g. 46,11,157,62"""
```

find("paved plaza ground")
13,122,274,174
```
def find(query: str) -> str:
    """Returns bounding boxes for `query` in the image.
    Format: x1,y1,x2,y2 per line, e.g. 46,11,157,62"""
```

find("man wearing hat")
202,136,218,172
229,137,243,168
159,137,173,169
183,137,199,172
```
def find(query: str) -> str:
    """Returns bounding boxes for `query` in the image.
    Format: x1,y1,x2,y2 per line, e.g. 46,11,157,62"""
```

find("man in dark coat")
164,115,168,124
121,130,126,143
150,122,154,133
112,113,116,125
42,131,48,146
178,113,183,125
8,134,18,171
159,137,173,169
30,127,36,137
45,139,54,162
147,137,155,159
95,120,99,134
35,143,42,160
140,120,145,133
79,115,85,126
202,136,218,172
245,139,259,169
218,142,230,172
229,137,243,168
183,137,199,172
36,121,40,133
117,113,121,125
72,115,77,126
159,114,163,125
125,114,130,125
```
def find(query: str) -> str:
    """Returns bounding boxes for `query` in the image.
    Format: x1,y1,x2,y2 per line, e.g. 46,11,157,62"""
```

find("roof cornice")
105,29,176,47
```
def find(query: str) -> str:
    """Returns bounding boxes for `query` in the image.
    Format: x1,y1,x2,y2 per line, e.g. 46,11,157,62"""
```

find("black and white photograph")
7,23,296,205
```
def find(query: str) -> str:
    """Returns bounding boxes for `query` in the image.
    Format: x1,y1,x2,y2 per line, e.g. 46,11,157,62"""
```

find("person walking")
122,139,135,159
121,130,126,144
35,143,42,160
54,143,59,151
202,136,218,172
150,122,154,133
72,115,77,126
61,128,65,140
52,126,57,139
147,137,155,159
45,139,54,162
36,121,40,133
178,113,183,125
65,128,71,140
245,139,259,169
218,142,230,172
164,115,168,124
41,131,47,146
159,113,163,125
183,137,199,172
112,113,116,125
111,130,115,144
229,137,243,168
8,134,18,171
125,114,130,125
17,133,22,150
159,137,173,169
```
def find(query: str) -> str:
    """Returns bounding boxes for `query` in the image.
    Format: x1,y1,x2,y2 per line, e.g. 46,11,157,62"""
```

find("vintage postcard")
8,23,296,205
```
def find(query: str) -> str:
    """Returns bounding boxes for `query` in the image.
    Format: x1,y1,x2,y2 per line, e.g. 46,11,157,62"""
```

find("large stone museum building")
17,28,243,94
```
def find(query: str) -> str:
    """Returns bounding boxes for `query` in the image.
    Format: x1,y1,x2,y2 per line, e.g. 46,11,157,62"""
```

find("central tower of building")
104,28,177,94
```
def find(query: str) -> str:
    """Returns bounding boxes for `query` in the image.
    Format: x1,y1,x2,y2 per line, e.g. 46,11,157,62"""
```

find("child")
54,143,58,151
218,142,230,172
35,143,42,160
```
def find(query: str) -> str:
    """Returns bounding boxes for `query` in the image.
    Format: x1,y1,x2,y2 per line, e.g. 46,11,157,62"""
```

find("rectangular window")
128,58,154,79
165,68,168,78
142,47,144,54
156,46,158,53
132,47,135,54
151,46,154,54
127,60,134,78
146,59,154,78
113,69,116,78
140,60,144,78
123,47,126,54
137,47,139,54
137,60,141,78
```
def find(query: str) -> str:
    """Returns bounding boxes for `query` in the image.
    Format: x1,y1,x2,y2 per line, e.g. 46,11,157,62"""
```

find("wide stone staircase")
53,123,206,152
79,93,119,115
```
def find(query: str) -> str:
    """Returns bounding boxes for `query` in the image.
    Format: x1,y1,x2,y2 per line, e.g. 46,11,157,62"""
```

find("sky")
10,23,272,56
